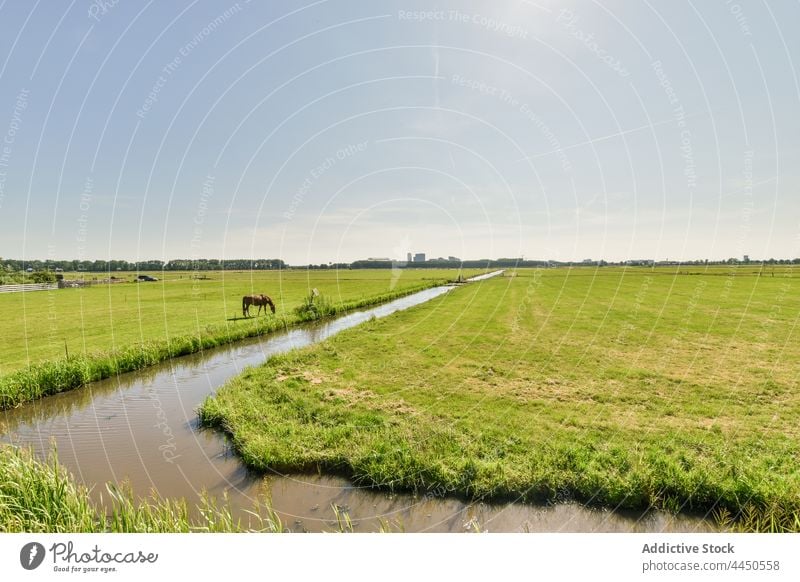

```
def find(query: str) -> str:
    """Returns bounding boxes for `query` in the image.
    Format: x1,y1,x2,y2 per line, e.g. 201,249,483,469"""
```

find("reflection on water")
263,473,714,533
0,278,714,532
465,270,505,282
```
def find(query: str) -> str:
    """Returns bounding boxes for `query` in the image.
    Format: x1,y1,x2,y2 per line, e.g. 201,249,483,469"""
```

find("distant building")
448,256,460,262
366,257,391,262
407,253,412,263
413,253,426,263
743,254,750,263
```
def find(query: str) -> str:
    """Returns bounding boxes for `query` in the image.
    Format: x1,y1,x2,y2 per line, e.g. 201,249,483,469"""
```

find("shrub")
294,289,336,321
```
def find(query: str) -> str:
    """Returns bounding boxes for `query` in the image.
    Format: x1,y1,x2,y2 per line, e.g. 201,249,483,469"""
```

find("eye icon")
20,542,46,570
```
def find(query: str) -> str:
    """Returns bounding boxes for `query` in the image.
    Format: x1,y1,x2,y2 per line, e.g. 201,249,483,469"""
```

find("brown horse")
242,294,276,317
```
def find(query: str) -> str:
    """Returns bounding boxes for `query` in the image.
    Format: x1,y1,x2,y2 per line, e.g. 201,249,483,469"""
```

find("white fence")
0,283,58,293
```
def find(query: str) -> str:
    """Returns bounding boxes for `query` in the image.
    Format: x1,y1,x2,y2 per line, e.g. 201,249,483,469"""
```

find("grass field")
0,269,478,374
0,269,479,408
200,266,800,530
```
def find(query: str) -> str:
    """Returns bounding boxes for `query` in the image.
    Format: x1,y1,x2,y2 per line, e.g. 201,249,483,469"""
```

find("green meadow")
0,269,477,408
200,266,800,530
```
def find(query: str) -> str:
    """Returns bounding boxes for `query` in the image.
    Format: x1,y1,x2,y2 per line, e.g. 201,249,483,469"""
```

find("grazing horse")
242,294,276,317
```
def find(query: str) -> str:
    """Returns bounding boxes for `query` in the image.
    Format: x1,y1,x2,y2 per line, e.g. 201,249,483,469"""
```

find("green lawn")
200,266,800,530
0,268,476,375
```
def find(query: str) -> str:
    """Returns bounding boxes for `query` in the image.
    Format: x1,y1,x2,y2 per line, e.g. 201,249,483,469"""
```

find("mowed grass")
0,269,478,408
200,266,800,530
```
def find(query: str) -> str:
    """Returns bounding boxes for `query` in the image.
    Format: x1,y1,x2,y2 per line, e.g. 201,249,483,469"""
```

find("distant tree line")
1,256,798,279
0,258,286,273
350,257,800,269
163,259,286,270
349,258,573,269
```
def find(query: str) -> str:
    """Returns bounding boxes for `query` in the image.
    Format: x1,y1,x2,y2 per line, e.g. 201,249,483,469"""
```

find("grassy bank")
0,272,470,409
200,269,800,531
0,446,282,532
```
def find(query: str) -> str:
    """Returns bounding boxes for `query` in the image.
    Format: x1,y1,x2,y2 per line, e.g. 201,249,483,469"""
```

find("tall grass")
0,446,96,532
294,289,336,321
714,504,800,533
0,446,282,533
0,281,443,410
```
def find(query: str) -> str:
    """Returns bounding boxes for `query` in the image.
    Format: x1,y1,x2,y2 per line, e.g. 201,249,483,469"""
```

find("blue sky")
0,0,798,264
